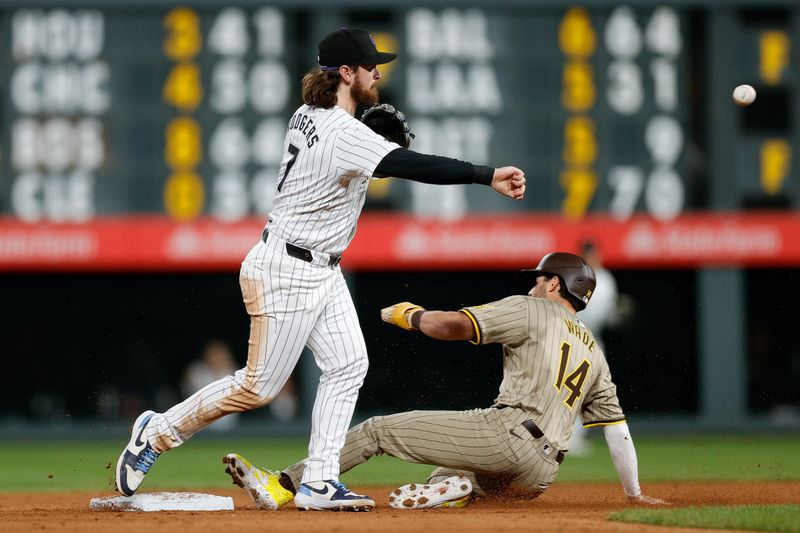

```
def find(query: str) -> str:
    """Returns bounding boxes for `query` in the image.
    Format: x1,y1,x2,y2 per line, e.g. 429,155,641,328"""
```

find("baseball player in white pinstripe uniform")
116,28,526,511
221,253,667,510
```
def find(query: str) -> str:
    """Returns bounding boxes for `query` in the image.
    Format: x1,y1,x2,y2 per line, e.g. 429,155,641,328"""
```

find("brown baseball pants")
282,406,562,497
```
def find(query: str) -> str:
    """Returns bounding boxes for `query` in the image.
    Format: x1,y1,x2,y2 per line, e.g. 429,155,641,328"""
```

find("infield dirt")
1,481,798,532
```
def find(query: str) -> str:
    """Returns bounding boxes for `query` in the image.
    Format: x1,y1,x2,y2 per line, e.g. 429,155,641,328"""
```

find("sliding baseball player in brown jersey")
223,252,667,509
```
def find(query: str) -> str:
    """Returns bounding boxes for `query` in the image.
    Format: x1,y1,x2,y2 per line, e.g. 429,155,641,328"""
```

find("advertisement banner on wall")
1,212,798,271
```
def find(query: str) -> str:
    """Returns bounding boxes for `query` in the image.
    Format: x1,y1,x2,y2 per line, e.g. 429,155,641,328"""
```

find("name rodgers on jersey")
288,111,320,148
563,318,597,353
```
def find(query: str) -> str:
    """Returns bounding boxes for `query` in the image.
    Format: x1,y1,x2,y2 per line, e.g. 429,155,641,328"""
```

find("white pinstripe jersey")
461,296,626,450
267,104,401,256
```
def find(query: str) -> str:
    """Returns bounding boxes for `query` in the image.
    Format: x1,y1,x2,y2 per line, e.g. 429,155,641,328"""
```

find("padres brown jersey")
461,295,625,450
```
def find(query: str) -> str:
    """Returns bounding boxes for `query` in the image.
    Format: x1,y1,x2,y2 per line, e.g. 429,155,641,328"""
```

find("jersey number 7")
553,342,591,409
277,143,300,192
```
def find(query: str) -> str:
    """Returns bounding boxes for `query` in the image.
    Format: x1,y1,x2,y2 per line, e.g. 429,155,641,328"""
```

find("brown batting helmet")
524,252,596,311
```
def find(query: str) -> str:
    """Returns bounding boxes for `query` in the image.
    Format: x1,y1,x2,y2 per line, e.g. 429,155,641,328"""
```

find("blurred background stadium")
0,0,798,447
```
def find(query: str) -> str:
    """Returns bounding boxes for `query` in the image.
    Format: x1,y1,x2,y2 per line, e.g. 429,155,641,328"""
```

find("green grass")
0,437,434,492
557,435,800,483
610,504,800,532
0,435,798,492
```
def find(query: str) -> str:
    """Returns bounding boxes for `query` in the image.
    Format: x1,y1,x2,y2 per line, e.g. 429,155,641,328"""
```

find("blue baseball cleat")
294,480,374,511
115,410,160,496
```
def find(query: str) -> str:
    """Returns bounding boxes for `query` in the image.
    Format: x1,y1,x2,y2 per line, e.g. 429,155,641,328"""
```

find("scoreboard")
0,2,694,221
0,0,798,270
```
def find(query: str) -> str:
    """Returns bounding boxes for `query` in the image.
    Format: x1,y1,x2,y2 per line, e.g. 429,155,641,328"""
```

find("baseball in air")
732,84,756,106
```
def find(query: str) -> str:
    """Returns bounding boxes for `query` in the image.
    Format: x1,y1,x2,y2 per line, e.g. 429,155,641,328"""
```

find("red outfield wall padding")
0,211,798,271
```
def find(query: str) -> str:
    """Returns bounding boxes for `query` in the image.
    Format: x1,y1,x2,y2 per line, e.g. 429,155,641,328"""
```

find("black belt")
261,228,342,267
496,405,565,464
520,420,565,464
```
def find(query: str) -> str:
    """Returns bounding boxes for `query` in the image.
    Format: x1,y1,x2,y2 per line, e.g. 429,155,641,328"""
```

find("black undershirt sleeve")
373,148,494,186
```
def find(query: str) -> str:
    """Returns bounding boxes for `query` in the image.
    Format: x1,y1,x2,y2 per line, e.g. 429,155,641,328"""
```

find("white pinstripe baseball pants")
146,237,369,483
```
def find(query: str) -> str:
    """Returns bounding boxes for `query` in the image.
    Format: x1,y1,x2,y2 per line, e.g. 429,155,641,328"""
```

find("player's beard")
351,75,379,107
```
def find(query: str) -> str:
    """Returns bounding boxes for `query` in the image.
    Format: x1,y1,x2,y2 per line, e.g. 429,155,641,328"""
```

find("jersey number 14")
554,342,591,409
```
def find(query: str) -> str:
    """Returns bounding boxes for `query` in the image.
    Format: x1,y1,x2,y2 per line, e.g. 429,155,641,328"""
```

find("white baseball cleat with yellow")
388,475,473,509
223,453,294,510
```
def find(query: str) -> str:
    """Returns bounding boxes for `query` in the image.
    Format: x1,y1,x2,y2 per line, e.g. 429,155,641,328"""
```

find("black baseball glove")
360,103,415,149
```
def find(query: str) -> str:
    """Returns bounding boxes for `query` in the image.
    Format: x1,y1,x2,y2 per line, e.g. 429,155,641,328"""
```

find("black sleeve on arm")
374,148,494,185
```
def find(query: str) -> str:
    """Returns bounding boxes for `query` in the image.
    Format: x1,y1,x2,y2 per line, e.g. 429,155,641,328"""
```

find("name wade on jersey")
563,318,597,352
288,112,320,148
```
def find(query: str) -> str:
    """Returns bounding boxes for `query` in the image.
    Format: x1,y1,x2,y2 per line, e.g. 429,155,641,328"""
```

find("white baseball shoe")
388,475,473,509
223,453,294,510
115,410,160,496
293,480,374,511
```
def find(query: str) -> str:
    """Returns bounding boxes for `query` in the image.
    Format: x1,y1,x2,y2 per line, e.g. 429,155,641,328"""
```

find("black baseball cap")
318,28,397,70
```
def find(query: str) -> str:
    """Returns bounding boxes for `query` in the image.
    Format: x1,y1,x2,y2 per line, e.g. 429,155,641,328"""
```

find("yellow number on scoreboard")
372,32,399,84
165,117,202,170
367,177,392,200
163,63,204,111
164,171,205,221
163,7,202,61
759,30,790,86
562,116,597,167
560,168,598,219
562,62,596,112
559,7,596,58
760,139,791,195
